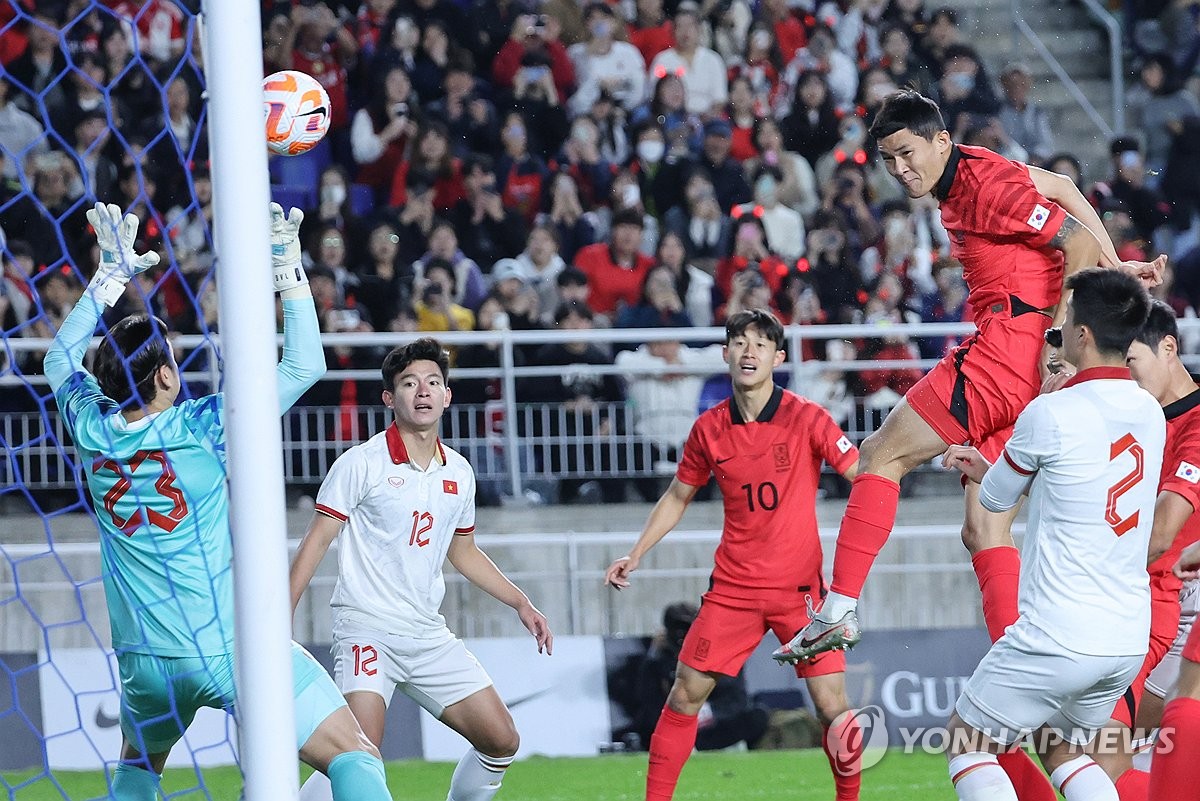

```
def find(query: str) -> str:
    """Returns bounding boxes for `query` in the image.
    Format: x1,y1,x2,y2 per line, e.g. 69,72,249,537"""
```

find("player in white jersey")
290,338,553,801
942,268,1162,801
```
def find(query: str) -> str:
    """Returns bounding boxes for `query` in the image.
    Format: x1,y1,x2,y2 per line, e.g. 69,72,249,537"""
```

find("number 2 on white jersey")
1106,433,1145,536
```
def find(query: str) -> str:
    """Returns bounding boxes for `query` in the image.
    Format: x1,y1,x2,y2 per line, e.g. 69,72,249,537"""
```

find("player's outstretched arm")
1148,490,1196,566
1028,164,1165,286
44,203,160,393
604,478,701,590
289,512,343,619
270,203,327,413
447,532,553,654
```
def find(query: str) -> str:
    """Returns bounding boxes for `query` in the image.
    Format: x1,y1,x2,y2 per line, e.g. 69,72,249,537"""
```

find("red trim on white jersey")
454,525,475,536
315,503,349,522
1063,366,1132,388
385,422,446,466
1003,449,1035,476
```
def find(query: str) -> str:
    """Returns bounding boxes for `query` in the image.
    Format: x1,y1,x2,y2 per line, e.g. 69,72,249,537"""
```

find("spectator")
165,164,213,277
631,72,696,152
569,2,646,115
306,224,361,309
778,70,841,169
414,218,487,311
509,49,571,157
101,22,156,126
803,209,865,323
627,0,674,67
556,115,616,212
357,220,417,330
492,11,576,101
615,264,695,333
1162,114,1200,234
820,161,883,257
920,6,961,73
454,292,521,405
586,85,632,165
859,199,928,291
540,171,599,263
1,151,85,268
515,222,568,318
709,0,753,67
472,0,526,73
497,111,550,220
403,0,479,57
961,114,1027,163
1131,53,1200,175
724,76,760,163
348,0,398,67
574,208,655,318
110,0,185,66
350,65,420,197
779,24,857,112
937,44,1002,136
727,22,783,115
6,12,68,118
54,50,108,137
877,23,936,98
597,169,660,255
302,164,366,263
1089,137,1173,245
715,215,790,301
414,256,475,336
716,265,777,323
695,118,753,211
918,256,968,358
629,120,686,220
655,229,715,328
449,153,529,269
855,273,923,401
276,3,357,142
424,53,500,158
884,0,930,49
71,109,118,202
388,119,466,211
735,164,805,263
523,300,626,504
0,76,48,180
410,20,455,102
998,61,1054,163
774,267,827,327
489,258,544,332
646,4,727,117
742,117,819,218
395,168,438,263
367,14,419,78
663,171,733,271
1045,152,1084,189
552,266,610,326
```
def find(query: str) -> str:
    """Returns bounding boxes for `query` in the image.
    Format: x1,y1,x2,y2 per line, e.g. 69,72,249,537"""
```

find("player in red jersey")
605,309,862,801
1082,301,1200,800
775,89,1162,801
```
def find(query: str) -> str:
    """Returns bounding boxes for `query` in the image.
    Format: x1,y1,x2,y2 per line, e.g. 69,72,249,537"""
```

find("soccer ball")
263,70,331,156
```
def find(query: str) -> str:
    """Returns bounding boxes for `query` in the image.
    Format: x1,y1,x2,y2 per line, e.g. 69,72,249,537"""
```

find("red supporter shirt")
936,145,1066,323
291,45,350,129
573,243,654,316
1149,387,1200,595
676,387,859,597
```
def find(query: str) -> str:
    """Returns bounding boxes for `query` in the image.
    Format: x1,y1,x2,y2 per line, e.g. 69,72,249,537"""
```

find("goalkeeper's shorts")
117,641,345,754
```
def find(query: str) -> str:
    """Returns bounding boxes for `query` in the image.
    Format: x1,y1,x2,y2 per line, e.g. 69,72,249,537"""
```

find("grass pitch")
3,748,960,800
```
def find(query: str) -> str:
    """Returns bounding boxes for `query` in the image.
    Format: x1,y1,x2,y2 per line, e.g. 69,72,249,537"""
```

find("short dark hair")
725,308,785,349
868,89,946,141
1065,268,1151,356
94,314,172,406
554,299,594,323
381,337,450,391
1134,299,1179,352
557,266,588,287
611,208,645,230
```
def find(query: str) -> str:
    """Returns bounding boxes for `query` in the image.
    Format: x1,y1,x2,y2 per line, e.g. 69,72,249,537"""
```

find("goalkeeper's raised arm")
269,201,326,412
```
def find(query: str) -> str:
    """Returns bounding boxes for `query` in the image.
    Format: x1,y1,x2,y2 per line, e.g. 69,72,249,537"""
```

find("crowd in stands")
2,0,1200,499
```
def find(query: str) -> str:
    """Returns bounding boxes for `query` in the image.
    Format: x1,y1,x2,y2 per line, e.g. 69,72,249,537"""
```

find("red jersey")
291,45,350,129
1149,387,1200,594
935,145,1067,323
676,387,859,597
573,243,654,316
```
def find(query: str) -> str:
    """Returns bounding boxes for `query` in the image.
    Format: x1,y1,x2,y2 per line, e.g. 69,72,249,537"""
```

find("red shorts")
1111,583,1182,727
680,588,846,680
907,311,1048,463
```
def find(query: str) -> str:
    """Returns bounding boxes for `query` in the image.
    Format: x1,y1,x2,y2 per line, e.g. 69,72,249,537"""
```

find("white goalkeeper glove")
85,202,161,308
270,202,308,298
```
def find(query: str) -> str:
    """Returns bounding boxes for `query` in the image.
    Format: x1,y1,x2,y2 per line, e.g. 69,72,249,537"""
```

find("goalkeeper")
44,202,392,801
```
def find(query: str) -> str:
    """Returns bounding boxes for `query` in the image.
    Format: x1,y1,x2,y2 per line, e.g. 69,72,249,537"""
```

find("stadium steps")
952,0,1119,178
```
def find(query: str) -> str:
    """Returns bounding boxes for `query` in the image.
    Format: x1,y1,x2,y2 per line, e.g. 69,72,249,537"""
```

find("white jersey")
981,367,1166,656
315,424,476,638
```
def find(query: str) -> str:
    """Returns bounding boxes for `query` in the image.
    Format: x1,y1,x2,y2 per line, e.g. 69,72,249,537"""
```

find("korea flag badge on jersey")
1027,204,1051,231
1177,461,1200,484
836,436,853,454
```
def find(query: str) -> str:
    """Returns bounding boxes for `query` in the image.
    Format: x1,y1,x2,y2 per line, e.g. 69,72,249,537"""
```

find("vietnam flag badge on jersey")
443,480,458,495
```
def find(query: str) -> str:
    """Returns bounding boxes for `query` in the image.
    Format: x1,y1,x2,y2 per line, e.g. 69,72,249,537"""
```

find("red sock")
1115,768,1149,801
972,546,1021,642
829,474,902,599
823,713,862,801
1149,696,1200,799
646,707,698,801
995,750,1056,801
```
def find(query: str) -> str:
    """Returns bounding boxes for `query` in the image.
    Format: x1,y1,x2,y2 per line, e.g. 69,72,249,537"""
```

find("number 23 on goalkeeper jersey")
314,422,476,638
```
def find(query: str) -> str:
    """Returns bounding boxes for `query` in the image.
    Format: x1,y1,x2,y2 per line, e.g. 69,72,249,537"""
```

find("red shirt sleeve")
963,162,1066,249
676,418,713,487
809,405,858,474
1161,431,1200,513
492,40,524,89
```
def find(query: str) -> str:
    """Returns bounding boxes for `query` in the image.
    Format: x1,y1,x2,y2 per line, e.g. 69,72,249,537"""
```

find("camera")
392,102,409,117
423,283,445,303
332,308,361,329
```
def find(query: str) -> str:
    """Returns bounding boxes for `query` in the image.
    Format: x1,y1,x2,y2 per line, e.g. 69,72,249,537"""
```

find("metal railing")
1010,0,1124,138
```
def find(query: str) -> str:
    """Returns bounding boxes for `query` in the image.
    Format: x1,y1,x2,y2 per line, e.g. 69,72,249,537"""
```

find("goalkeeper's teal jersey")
46,293,324,658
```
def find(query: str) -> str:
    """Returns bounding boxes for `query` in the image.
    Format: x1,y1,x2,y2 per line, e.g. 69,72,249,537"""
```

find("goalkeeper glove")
84,202,161,308
270,202,309,298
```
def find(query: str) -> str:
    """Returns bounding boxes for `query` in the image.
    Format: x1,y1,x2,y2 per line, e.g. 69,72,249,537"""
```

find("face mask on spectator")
637,139,665,163
321,184,347,206
505,123,526,140
751,29,771,51
754,175,777,203
945,72,975,94
590,19,612,39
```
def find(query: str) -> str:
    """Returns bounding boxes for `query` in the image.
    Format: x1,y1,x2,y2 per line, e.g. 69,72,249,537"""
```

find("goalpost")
200,2,299,799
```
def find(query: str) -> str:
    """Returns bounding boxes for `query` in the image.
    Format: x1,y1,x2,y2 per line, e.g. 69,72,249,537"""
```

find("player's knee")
666,675,711,714
476,722,520,758
809,690,849,727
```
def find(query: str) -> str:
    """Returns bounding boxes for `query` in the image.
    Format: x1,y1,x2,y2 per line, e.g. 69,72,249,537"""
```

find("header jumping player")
605,309,863,801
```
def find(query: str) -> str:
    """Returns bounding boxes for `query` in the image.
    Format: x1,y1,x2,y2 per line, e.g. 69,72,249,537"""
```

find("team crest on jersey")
1177,461,1200,484
1027,204,1050,231
836,436,853,454
388,476,405,488
443,479,458,495
773,443,790,470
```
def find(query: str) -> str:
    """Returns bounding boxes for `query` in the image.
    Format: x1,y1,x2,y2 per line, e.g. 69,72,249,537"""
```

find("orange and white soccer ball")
263,70,331,156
